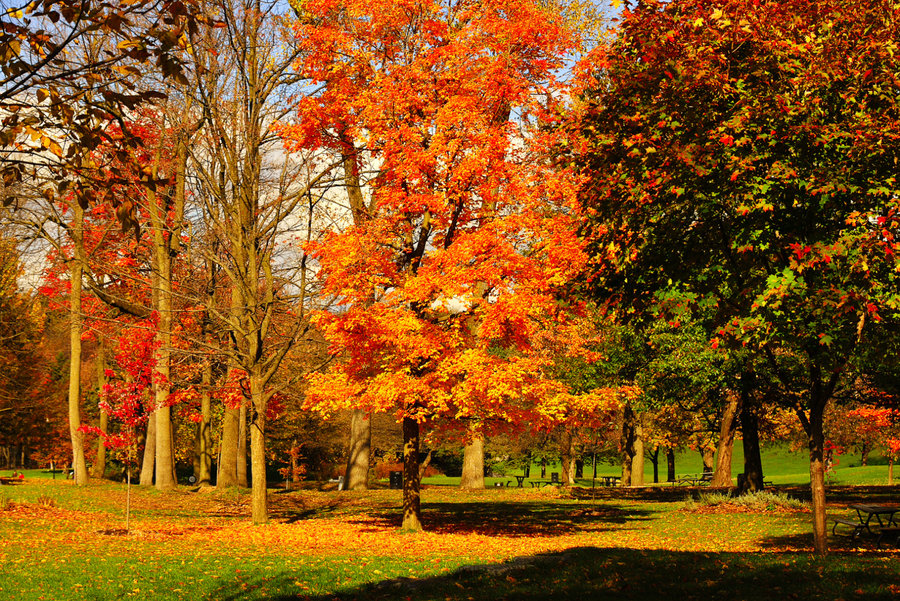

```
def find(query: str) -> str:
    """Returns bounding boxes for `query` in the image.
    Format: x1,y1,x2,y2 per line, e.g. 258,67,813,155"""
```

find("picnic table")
831,504,900,541
0,476,25,485
513,475,526,488
599,475,620,487
672,473,712,486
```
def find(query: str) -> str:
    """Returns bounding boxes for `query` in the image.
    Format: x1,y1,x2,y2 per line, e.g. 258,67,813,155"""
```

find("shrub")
685,490,806,512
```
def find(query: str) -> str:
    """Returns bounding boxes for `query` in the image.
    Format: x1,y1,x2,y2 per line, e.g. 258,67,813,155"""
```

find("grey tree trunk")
91,341,109,479
250,372,268,524
237,403,249,487
140,411,156,485
739,374,764,492
218,406,240,487
67,231,88,486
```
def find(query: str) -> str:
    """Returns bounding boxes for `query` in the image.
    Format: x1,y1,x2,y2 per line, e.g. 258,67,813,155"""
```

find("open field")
1,470,898,601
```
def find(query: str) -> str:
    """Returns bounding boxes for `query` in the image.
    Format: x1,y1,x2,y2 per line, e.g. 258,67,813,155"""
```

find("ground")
1,473,898,600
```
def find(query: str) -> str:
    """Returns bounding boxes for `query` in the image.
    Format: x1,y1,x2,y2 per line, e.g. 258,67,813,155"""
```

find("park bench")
0,476,24,485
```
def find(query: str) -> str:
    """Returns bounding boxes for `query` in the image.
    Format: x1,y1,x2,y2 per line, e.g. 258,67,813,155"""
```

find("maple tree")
289,0,595,530
571,0,900,553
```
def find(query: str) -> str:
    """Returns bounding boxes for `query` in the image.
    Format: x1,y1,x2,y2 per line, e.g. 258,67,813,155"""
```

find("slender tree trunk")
809,400,828,555
460,432,485,489
237,403,249,487
575,458,584,479
561,430,576,486
140,411,156,485
666,447,676,482
620,404,636,486
91,341,109,479
860,443,870,467
344,409,371,490
249,372,268,524
888,458,894,485
648,447,659,483
401,416,422,531
198,357,213,486
713,391,742,487
218,406,240,487
67,203,88,486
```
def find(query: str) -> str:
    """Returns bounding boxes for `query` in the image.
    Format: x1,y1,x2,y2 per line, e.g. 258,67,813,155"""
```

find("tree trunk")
237,403,249,487
860,443,870,467
889,458,894,485
575,458,584,479
561,430,576,486
620,403,636,486
740,399,764,492
140,411,156,486
460,432,485,489
401,416,423,531
344,409,371,490
631,417,644,486
249,373,268,524
712,391,741,487
666,447,676,482
701,445,715,475
67,203,88,486
197,356,213,485
91,341,109,479
648,447,659,483
218,405,240,487
808,399,828,555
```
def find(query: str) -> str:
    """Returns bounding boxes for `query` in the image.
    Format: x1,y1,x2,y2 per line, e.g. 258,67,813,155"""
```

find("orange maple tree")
285,0,594,530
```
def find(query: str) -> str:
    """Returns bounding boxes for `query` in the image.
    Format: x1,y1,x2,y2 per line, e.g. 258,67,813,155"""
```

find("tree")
293,0,587,530
571,0,900,554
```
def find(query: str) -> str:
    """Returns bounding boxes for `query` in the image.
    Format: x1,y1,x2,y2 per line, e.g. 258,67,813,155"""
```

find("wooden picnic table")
849,504,900,535
0,476,25,485
599,475,620,487
672,473,712,486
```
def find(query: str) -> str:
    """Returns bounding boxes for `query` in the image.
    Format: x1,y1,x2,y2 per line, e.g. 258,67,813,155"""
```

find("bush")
684,490,807,512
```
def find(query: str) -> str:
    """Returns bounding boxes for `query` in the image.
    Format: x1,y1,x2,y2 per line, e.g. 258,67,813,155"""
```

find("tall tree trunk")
152,241,176,490
648,447,659,483
701,445,715,475
808,400,828,555
631,417,644,486
460,432,485,489
344,409,371,490
860,443,870,467
620,404,636,486
218,406,240,487
712,391,742,487
237,403,249,487
91,340,109,479
401,416,423,531
739,374,764,492
197,356,213,486
666,447,676,482
249,372,268,524
67,208,88,486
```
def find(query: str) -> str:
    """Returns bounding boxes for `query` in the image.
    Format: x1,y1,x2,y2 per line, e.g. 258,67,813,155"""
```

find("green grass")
1,477,898,600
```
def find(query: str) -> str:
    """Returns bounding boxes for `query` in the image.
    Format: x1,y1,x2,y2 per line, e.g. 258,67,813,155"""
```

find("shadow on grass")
344,501,654,536
205,546,900,601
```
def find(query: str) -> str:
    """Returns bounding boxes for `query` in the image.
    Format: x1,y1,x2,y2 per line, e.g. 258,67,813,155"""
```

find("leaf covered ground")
1,479,898,600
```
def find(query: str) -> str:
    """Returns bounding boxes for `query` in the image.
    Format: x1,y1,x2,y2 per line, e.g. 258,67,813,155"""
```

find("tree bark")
701,445,715,475
218,406,240,487
67,203,88,486
249,372,268,524
91,341,109,479
237,403,249,487
139,411,156,485
344,410,371,490
808,399,828,555
561,430,576,486
647,447,659,483
666,447,676,482
197,354,213,485
739,378,764,492
460,432,485,489
631,417,644,486
620,404,636,486
401,416,423,531
712,391,741,487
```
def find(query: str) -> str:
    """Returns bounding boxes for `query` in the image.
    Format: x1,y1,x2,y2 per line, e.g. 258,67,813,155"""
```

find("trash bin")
389,471,403,489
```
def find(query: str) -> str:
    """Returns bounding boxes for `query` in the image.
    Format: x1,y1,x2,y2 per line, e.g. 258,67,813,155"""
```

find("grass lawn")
1,472,898,600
